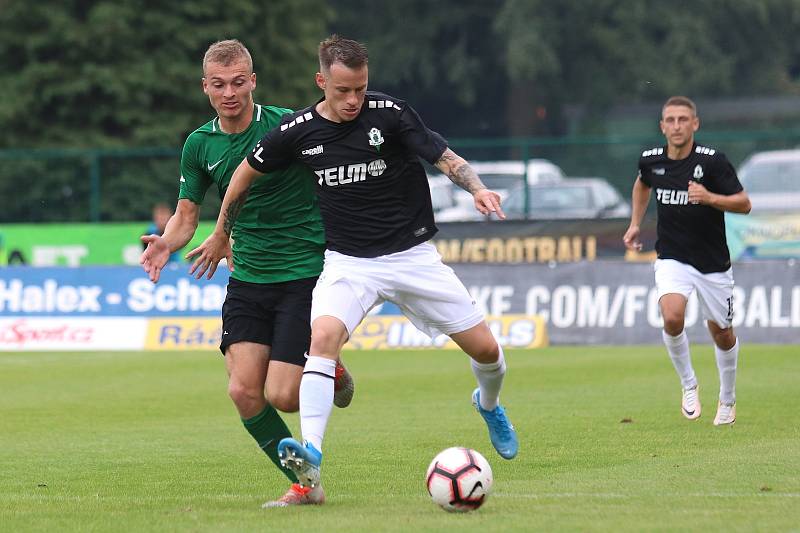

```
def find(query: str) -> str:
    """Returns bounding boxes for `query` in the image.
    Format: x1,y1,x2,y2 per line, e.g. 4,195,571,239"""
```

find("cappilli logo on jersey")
693,164,704,180
315,159,387,186
368,128,384,151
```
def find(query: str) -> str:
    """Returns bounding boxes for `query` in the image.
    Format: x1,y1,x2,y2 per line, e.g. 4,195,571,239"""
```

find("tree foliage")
2,0,800,222
331,0,800,135
328,0,509,136
0,0,331,149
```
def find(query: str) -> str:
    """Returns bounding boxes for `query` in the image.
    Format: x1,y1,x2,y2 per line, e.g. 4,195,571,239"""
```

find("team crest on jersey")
693,164,704,180
368,127,384,151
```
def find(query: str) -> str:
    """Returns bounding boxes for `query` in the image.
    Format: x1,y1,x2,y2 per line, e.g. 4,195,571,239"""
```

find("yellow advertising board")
145,314,548,351
348,314,548,350
145,318,222,351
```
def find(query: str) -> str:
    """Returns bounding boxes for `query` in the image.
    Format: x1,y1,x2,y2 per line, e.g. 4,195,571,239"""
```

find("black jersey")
638,143,743,273
246,91,447,258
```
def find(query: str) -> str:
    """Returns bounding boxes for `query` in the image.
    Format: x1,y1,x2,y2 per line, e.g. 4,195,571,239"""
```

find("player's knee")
266,388,299,413
467,338,500,364
228,379,262,412
309,325,347,355
713,328,736,350
662,314,685,335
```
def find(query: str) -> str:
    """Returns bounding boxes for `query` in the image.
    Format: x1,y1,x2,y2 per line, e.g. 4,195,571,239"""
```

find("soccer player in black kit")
190,35,518,490
623,96,751,426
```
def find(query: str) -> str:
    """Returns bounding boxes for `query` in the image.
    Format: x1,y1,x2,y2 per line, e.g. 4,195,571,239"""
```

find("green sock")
242,405,298,484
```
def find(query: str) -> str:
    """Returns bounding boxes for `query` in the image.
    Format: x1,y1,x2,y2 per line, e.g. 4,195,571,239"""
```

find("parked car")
428,158,566,215
427,174,456,213
726,148,800,261
435,177,630,222
736,149,800,213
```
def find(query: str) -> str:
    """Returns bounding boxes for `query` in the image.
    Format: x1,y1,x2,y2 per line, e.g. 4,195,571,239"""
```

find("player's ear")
692,116,700,132
315,72,325,90
201,77,209,95
251,72,256,90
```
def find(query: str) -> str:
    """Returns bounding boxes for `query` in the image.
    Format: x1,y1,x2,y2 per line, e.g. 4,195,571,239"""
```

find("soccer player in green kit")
139,39,353,507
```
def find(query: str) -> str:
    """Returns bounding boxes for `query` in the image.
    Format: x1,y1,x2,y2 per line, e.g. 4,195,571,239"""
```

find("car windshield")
740,160,800,193
480,173,527,190
506,185,593,213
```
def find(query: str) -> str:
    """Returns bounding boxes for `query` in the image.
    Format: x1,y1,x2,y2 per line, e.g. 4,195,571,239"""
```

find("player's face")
660,105,699,149
202,59,256,120
316,62,368,122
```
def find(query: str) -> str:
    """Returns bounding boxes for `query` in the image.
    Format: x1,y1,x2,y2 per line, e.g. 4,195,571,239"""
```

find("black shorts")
220,276,318,366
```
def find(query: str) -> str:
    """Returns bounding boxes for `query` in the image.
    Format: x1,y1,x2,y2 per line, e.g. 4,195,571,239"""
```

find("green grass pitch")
1,345,798,532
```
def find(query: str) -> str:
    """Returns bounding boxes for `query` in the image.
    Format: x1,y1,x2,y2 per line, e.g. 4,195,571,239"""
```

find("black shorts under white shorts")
220,275,317,366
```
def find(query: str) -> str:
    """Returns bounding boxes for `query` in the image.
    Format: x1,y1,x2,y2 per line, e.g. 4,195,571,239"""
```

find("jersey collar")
211,104,263,133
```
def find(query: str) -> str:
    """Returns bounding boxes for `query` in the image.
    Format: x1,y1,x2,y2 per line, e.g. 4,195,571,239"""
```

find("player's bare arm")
223,191,249,237
140,199,200,283
623,176,652,251
687,182,752,213
435,149,484,193
186,158,262,279
435,148,506,219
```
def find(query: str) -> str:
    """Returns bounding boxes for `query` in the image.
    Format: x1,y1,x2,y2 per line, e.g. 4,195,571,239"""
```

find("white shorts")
311,242,484,338
654,259,734,329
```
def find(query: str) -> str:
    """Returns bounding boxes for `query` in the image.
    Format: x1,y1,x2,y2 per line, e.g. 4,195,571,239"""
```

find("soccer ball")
425,447,493,512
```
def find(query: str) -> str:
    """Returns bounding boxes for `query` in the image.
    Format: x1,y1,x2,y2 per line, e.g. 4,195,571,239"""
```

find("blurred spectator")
0,234,28,265
142,203,181,263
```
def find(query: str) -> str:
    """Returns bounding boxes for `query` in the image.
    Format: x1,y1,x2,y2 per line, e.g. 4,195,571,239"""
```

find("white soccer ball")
425,447,493,512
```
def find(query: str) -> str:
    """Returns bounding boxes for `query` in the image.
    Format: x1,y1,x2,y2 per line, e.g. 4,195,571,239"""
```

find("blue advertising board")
0,265,228,317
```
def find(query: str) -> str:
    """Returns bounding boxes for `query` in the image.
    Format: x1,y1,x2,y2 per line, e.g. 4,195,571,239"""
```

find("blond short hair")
203,39,253,74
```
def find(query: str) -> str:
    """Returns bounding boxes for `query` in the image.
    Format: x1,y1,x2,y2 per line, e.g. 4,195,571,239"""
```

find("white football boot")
681,386,701,420
713,402,736,426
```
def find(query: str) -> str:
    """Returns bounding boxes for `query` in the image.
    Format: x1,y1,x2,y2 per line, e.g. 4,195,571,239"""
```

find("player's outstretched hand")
185,231,234,280
623,225,643,251
474,189,506,220
140,234,170,283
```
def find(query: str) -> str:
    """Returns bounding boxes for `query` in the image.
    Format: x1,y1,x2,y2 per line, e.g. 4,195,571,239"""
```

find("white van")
428,159,566,215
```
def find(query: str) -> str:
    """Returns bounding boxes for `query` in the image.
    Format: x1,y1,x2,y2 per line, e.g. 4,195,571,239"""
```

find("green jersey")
179,104,324,284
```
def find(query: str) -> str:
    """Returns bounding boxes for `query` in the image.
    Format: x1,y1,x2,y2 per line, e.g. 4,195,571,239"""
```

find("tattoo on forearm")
222,192,248,236
436,151,486,194
449,163,484,194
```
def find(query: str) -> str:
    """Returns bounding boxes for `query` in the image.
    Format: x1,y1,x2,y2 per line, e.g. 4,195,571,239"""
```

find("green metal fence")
2,128,799,223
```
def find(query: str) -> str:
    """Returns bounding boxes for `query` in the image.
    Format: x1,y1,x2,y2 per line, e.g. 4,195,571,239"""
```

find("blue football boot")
277,438,323,488
472,388,518,459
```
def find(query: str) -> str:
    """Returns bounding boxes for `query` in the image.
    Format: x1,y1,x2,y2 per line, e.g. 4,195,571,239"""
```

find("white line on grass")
494,492,800,499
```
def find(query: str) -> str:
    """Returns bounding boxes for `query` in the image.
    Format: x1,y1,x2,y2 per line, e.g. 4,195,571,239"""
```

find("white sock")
662,330,697,389
715,338,739,405
299,356,337,452
471,345,506,411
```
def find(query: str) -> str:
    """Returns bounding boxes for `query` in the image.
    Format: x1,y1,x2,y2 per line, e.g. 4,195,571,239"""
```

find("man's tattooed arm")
435,148,486,194
222,191,249,237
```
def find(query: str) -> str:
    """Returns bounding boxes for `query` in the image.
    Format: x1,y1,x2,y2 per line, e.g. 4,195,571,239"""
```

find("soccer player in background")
139,39,354,507
623,96,751,426
188,35,519,492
